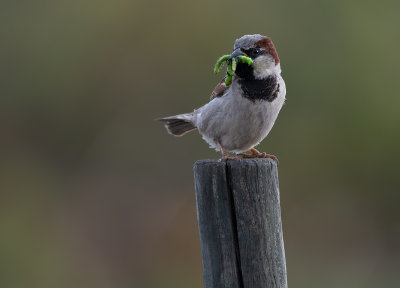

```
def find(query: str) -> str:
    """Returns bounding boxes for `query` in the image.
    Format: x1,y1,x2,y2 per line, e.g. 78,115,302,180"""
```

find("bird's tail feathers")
158,113,197,136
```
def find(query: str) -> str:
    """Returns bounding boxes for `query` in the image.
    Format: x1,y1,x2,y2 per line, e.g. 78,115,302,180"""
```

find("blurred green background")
1,0,400,287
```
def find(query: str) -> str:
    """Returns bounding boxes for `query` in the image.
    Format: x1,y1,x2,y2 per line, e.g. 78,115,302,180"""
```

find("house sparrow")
159,34,286,161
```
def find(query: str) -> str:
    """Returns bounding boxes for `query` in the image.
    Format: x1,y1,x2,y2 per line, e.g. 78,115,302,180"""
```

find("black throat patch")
239,75,280,102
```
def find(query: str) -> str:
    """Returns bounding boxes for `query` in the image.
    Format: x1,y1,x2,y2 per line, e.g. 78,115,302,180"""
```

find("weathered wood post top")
194,158,287,288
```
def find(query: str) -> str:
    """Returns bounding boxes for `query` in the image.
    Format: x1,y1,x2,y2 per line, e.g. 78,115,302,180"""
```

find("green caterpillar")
214,55,253,86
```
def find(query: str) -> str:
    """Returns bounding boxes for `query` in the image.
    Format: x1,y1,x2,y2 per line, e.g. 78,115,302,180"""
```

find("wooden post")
194,159,287,288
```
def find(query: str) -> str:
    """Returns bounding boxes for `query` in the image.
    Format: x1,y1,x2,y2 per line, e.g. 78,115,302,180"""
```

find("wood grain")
194,159,287,288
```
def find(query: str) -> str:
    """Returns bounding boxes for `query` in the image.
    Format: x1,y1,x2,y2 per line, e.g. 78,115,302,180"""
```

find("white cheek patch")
253,55,277,79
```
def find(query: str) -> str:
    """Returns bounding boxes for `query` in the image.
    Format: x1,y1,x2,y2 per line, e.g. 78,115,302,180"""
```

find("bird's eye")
249,48,261,57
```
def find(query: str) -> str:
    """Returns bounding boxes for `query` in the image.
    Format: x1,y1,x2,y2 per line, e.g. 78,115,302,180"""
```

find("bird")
159,34,286,161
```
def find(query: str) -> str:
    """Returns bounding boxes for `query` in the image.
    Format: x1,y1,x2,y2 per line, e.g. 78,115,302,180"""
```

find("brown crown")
256,37,280,65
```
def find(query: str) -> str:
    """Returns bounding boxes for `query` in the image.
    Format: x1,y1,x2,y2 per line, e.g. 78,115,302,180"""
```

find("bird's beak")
230,48,246,59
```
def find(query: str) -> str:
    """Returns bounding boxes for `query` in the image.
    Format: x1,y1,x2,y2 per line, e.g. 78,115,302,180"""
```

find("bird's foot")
220,155,240,161
218,142,240,161
238,148,279,164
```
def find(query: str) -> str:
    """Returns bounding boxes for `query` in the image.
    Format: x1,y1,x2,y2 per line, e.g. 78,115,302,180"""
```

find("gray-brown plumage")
159,34,286,161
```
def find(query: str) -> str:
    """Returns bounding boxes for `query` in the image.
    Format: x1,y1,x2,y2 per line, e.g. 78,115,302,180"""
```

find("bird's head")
231,34,280,80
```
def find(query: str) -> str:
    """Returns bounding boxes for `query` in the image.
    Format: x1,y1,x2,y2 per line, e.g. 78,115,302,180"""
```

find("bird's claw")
220,155,240,161
238,149,279,164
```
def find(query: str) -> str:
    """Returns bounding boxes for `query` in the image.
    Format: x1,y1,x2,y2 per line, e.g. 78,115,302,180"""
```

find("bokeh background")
1,0,400,287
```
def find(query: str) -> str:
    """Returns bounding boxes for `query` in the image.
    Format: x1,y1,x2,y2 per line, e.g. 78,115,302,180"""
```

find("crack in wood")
194,159,287,288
